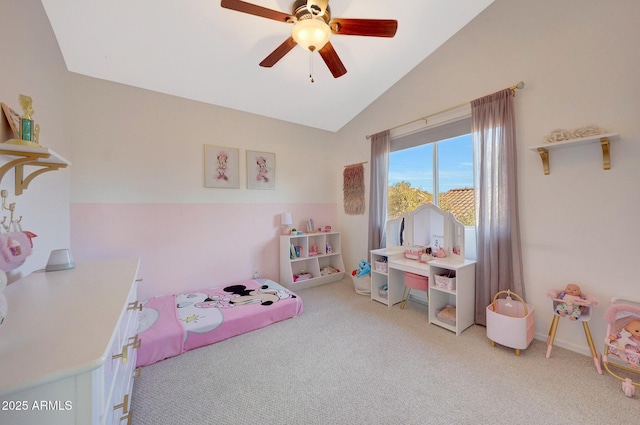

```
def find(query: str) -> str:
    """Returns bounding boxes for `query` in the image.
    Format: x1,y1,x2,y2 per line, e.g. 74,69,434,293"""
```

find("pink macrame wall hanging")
343,163,365,215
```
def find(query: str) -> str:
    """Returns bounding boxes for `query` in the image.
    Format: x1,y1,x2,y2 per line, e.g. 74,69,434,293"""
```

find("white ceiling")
41,0,494,132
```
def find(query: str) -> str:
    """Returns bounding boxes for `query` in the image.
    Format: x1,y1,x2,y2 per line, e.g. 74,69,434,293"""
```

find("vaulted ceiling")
41,0,494,132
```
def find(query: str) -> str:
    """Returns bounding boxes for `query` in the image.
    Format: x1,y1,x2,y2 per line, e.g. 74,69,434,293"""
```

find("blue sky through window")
389,134,473,193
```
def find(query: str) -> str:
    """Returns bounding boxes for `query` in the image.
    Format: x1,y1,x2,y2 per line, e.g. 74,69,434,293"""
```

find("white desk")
370,248,476,335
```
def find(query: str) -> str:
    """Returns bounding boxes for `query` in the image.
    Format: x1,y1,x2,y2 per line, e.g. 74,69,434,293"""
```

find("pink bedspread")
136,279,302,367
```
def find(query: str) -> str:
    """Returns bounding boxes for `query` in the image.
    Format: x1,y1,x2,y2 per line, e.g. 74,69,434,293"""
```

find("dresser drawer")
106,339,138,425
121,282,141,339
0,258,141,425
100,278,140,424
106,379,133,424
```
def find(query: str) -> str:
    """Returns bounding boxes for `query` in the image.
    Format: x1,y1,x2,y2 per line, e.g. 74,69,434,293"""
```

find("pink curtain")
472,88,525,325
368,130,390,252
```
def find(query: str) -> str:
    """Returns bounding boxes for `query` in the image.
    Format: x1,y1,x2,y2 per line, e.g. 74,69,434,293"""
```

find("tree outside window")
388,134,475,226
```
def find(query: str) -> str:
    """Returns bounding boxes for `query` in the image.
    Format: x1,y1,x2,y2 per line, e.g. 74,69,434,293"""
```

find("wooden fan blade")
319,42,347,78
329,18,398,37
220,0,292,23
260,37,297,68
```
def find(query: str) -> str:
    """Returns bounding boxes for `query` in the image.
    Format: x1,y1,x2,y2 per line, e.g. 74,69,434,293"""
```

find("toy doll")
555,283,589,320
608,319,640,368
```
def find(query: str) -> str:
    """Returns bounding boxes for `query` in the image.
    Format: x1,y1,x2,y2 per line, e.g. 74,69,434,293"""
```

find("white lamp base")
45,249,76,272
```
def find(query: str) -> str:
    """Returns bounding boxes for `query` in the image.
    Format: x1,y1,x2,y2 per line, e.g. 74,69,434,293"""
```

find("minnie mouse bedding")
136,279,303,367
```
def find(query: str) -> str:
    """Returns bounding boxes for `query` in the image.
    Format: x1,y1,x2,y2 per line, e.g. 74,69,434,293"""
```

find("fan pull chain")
309,52,315,83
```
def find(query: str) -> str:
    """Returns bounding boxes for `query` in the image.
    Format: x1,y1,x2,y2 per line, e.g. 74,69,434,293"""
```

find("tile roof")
439,188,475,225
388,185,475,225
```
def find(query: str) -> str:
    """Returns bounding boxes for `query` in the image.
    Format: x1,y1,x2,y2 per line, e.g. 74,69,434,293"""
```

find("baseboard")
533,332,594,358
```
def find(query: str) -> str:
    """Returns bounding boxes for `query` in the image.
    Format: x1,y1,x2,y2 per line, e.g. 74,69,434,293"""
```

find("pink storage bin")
374,261,388,273
435,273,456,290
404,272,428,290
486,290,535,356
404,246,425,260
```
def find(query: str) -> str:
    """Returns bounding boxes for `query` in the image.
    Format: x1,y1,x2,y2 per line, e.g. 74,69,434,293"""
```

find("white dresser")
0,258,141,425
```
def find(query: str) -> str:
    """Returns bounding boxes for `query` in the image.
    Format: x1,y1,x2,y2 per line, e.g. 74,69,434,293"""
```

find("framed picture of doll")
204,145,239,189
246,150,276,190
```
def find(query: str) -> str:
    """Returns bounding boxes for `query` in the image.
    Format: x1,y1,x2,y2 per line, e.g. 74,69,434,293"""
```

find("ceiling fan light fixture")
291,18,330,52
306,0,328,17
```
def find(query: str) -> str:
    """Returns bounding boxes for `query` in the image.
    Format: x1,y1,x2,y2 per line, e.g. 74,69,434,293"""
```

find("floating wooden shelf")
529,132,618,175
0,140,70,195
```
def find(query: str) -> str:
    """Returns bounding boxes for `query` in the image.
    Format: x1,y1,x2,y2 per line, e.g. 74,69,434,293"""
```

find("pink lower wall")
71,203,336,300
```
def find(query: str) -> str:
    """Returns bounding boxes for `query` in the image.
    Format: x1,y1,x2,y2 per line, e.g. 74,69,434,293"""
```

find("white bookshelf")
279,232,345,290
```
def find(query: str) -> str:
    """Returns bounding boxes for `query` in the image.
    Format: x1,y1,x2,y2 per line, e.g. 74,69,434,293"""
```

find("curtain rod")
365,81,525,140
344,161,368,167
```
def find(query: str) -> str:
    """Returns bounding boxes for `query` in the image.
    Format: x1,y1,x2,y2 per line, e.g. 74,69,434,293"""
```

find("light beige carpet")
132,277,638,424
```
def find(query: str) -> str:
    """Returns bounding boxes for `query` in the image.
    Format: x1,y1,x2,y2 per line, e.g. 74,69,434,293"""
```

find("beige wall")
335,0,640,354
3,2,342,298
68,75,338,205
66,75,344,299
3,0,639,355
0,0,71,282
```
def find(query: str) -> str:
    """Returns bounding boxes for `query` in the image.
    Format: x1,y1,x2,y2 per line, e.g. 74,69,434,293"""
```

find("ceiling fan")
220,0,398,78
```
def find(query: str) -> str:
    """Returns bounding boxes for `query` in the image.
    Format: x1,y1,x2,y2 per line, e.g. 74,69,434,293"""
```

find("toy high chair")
546,284,602,374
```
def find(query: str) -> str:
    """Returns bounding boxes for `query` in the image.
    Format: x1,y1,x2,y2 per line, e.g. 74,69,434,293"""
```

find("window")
388,117,475,226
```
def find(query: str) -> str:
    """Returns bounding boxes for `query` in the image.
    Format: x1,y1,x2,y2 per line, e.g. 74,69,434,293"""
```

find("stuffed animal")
0,270,8,327
352,260,371,278
555,283,590,320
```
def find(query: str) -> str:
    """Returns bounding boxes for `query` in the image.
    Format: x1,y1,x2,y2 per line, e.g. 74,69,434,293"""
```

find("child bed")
136,278,303,367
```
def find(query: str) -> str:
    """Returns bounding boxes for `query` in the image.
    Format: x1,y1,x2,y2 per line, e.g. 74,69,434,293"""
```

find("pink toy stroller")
602,298,640,398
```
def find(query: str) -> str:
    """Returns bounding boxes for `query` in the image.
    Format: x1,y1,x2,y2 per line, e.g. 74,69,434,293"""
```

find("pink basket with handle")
486,290,535,356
